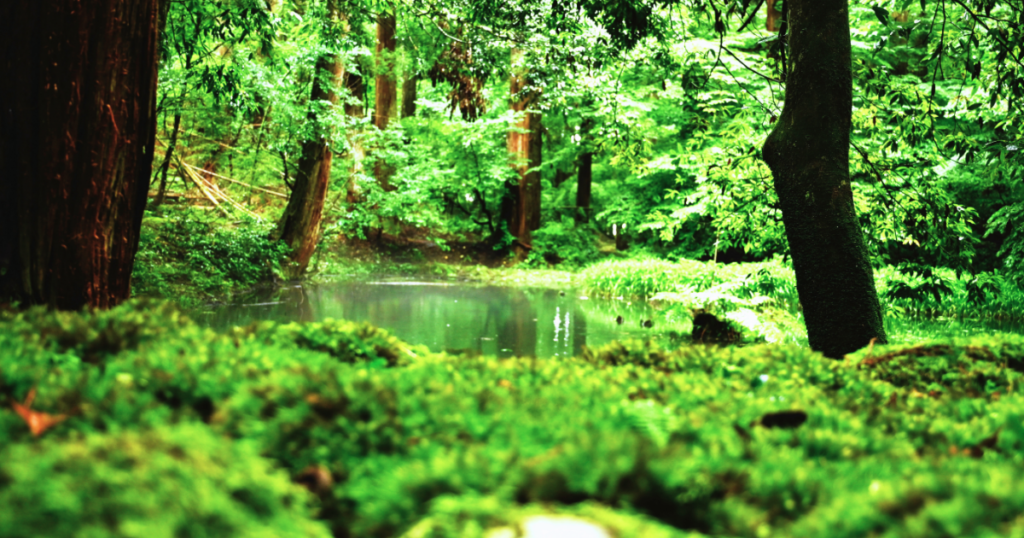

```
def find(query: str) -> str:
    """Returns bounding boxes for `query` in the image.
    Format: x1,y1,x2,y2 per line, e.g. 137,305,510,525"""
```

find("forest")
1,0,1024,536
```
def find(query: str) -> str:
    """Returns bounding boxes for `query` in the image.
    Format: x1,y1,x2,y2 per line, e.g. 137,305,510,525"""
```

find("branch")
946,0,1024,69
722,45,782,83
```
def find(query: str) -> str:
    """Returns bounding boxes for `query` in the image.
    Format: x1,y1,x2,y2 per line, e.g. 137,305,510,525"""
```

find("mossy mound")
4,302,1024,537
0,423,330,538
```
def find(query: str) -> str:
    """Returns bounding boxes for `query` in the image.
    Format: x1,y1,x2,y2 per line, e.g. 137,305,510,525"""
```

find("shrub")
523,217,601,268
132,207,289,303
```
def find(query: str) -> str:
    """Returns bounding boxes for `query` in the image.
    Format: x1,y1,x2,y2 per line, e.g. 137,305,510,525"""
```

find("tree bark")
401,73,418,118
761,0,887,358
507,49,543,249
274,9,344,279
373,12,397,190
0,0,160,310
576,152,593,223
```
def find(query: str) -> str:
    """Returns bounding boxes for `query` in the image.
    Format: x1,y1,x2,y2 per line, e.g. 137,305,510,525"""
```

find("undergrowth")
4,302,1024,536
132,207,289,305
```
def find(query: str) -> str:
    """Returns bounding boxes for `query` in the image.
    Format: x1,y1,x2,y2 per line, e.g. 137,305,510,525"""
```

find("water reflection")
194,280,687,358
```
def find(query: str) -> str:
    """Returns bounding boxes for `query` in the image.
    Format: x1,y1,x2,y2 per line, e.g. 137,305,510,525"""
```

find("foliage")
145,0,1024,311
523,216,602,268
6,304,1024,536
133,207,289,303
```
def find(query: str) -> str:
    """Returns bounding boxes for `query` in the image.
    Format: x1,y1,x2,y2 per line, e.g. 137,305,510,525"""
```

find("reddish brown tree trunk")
761,0,887,358
506,50,543,249
0,0,161,309
373,12,397,190
274,9,344,278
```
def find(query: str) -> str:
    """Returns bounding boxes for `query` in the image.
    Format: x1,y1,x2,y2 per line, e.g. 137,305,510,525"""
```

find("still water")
194,280,692,358
193,279,1024,358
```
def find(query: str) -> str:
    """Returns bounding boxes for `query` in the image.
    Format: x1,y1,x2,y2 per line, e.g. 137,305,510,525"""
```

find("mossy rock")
229,317,422,368
0,423,329,538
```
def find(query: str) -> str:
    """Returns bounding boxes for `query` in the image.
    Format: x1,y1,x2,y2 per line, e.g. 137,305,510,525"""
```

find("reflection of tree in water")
277,285,315,323
495,288,537,358
572,305,587,357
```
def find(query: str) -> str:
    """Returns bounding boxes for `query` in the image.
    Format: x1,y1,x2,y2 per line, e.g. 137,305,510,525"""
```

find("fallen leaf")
11,388,67,437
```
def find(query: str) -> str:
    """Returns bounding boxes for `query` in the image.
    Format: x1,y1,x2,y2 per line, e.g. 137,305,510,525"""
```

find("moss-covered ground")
2,301,1024,537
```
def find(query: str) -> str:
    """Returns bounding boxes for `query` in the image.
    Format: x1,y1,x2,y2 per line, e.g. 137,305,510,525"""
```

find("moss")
5,302,1024,537
0,423,330,538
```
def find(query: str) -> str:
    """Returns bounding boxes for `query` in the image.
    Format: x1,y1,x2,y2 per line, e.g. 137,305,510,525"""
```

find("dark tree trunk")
401,74,418,118
274,11,343,279
507,50,542,250
153,112,182,207
575,152,593,223
0,0,161,310
373,12,397,190
761,0,887,358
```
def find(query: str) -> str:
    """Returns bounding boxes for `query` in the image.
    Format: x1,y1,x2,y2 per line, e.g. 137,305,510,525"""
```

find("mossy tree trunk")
373,12,397,191
761,0,887,358
273,3,343,279
506,49,542,251
0,0,161,309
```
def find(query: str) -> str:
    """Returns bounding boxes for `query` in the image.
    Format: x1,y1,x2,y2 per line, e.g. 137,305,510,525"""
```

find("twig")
178,162,287,198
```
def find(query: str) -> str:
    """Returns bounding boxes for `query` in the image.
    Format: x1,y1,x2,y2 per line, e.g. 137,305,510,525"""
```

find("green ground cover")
3,301,1024,537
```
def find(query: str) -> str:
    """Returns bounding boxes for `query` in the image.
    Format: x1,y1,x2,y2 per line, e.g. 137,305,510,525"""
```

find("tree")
505,49,543,251
273,0,344,278
373,11,398,190
761,0,888,357
0,0,162,309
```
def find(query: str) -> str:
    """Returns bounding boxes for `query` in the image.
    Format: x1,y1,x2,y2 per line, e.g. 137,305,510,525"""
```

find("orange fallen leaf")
11,388,67,436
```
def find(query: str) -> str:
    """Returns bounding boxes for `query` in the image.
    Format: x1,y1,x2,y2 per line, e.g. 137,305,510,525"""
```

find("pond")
192,279,1024,357
194,279,697,358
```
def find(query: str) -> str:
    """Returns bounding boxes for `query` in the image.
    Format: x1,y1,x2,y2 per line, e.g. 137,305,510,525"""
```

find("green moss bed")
2,300,1023,537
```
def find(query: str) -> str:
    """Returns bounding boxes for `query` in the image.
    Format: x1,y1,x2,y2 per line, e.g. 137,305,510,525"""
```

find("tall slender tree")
506,49,543,251
273,0,344,278
373,11,398,190
0,0,161,309
761,0,888,357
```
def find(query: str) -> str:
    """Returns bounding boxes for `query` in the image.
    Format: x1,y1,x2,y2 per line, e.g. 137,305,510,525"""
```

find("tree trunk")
373,12,397,190
761,0,887,358
0,0,160,310
401,73,418,118
576,152,593,223
153,111,182,207
274,12,344,279
507,49,542,250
